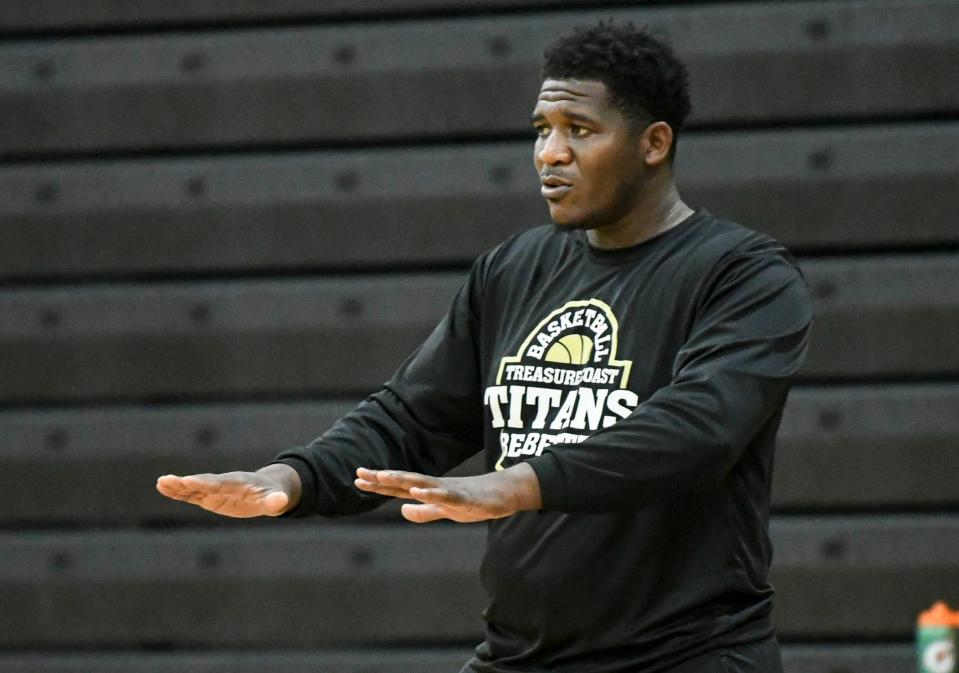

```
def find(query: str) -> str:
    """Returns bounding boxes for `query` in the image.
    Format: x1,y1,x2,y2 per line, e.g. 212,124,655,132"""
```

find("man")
157,21,812,673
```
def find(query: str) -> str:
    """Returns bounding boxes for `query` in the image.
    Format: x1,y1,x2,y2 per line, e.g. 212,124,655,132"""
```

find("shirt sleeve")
527,244,814,513
272,260,487,517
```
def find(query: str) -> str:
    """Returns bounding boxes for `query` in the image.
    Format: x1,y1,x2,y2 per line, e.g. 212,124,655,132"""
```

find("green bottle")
918,601,958,673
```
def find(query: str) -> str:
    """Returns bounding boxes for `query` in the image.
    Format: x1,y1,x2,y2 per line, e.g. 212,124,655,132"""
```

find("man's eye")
534,126,549,137
571,126,591,137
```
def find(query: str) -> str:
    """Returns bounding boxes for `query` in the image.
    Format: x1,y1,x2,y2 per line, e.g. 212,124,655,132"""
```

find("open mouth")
540,176,573,199
541,184,572,199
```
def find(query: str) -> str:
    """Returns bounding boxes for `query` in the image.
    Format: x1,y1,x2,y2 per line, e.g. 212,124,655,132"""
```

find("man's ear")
642,121,674,166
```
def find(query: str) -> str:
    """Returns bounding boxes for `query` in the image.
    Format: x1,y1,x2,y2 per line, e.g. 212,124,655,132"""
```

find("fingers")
401,503,448,524
408,486,456,504
156,474,200,502
158,473,253,495
182,473,253,494
354,467,443,499
354,479,410,498
156,473,222,498
156,477,215,509
356,467,439,490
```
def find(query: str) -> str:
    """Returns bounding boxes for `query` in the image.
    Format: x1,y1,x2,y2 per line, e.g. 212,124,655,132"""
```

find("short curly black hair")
542,20,692,157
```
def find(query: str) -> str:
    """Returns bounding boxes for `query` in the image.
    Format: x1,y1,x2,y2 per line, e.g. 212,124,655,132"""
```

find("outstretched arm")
157,254,492,520
272,258,490,518
354,463,541,523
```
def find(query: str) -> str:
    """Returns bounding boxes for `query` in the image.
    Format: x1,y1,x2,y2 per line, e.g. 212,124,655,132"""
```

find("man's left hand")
354,463,542,523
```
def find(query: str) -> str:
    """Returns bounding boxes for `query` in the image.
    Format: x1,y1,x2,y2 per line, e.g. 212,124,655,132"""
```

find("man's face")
532,79,649,231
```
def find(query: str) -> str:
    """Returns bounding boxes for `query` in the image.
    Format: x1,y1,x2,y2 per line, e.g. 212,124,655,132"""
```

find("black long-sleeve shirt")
275,209,813,673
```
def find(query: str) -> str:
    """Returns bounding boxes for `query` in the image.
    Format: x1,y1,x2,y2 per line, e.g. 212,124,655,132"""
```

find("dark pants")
666,636,783,673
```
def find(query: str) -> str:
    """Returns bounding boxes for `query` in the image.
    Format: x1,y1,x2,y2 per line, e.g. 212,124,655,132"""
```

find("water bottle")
918,601,958,673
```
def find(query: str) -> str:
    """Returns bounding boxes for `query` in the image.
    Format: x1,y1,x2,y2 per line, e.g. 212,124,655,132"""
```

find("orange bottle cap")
918,601,956,627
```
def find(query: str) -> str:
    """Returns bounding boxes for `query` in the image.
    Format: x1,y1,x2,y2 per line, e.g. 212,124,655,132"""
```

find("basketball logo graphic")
485,299,638,470
544,333,594,365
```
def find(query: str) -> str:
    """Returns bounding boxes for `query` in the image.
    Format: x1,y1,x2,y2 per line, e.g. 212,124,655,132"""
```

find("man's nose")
536,131,572,166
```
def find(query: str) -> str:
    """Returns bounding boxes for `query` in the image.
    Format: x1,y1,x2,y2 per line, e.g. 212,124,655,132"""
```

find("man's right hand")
155,463,301,518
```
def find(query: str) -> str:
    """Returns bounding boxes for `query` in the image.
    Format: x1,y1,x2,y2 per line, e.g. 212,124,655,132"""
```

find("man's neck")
586,186,694,250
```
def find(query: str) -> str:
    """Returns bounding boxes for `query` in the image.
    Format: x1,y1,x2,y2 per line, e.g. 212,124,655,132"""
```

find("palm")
354,468,518,524
408,476,508,522
156,472,289,518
